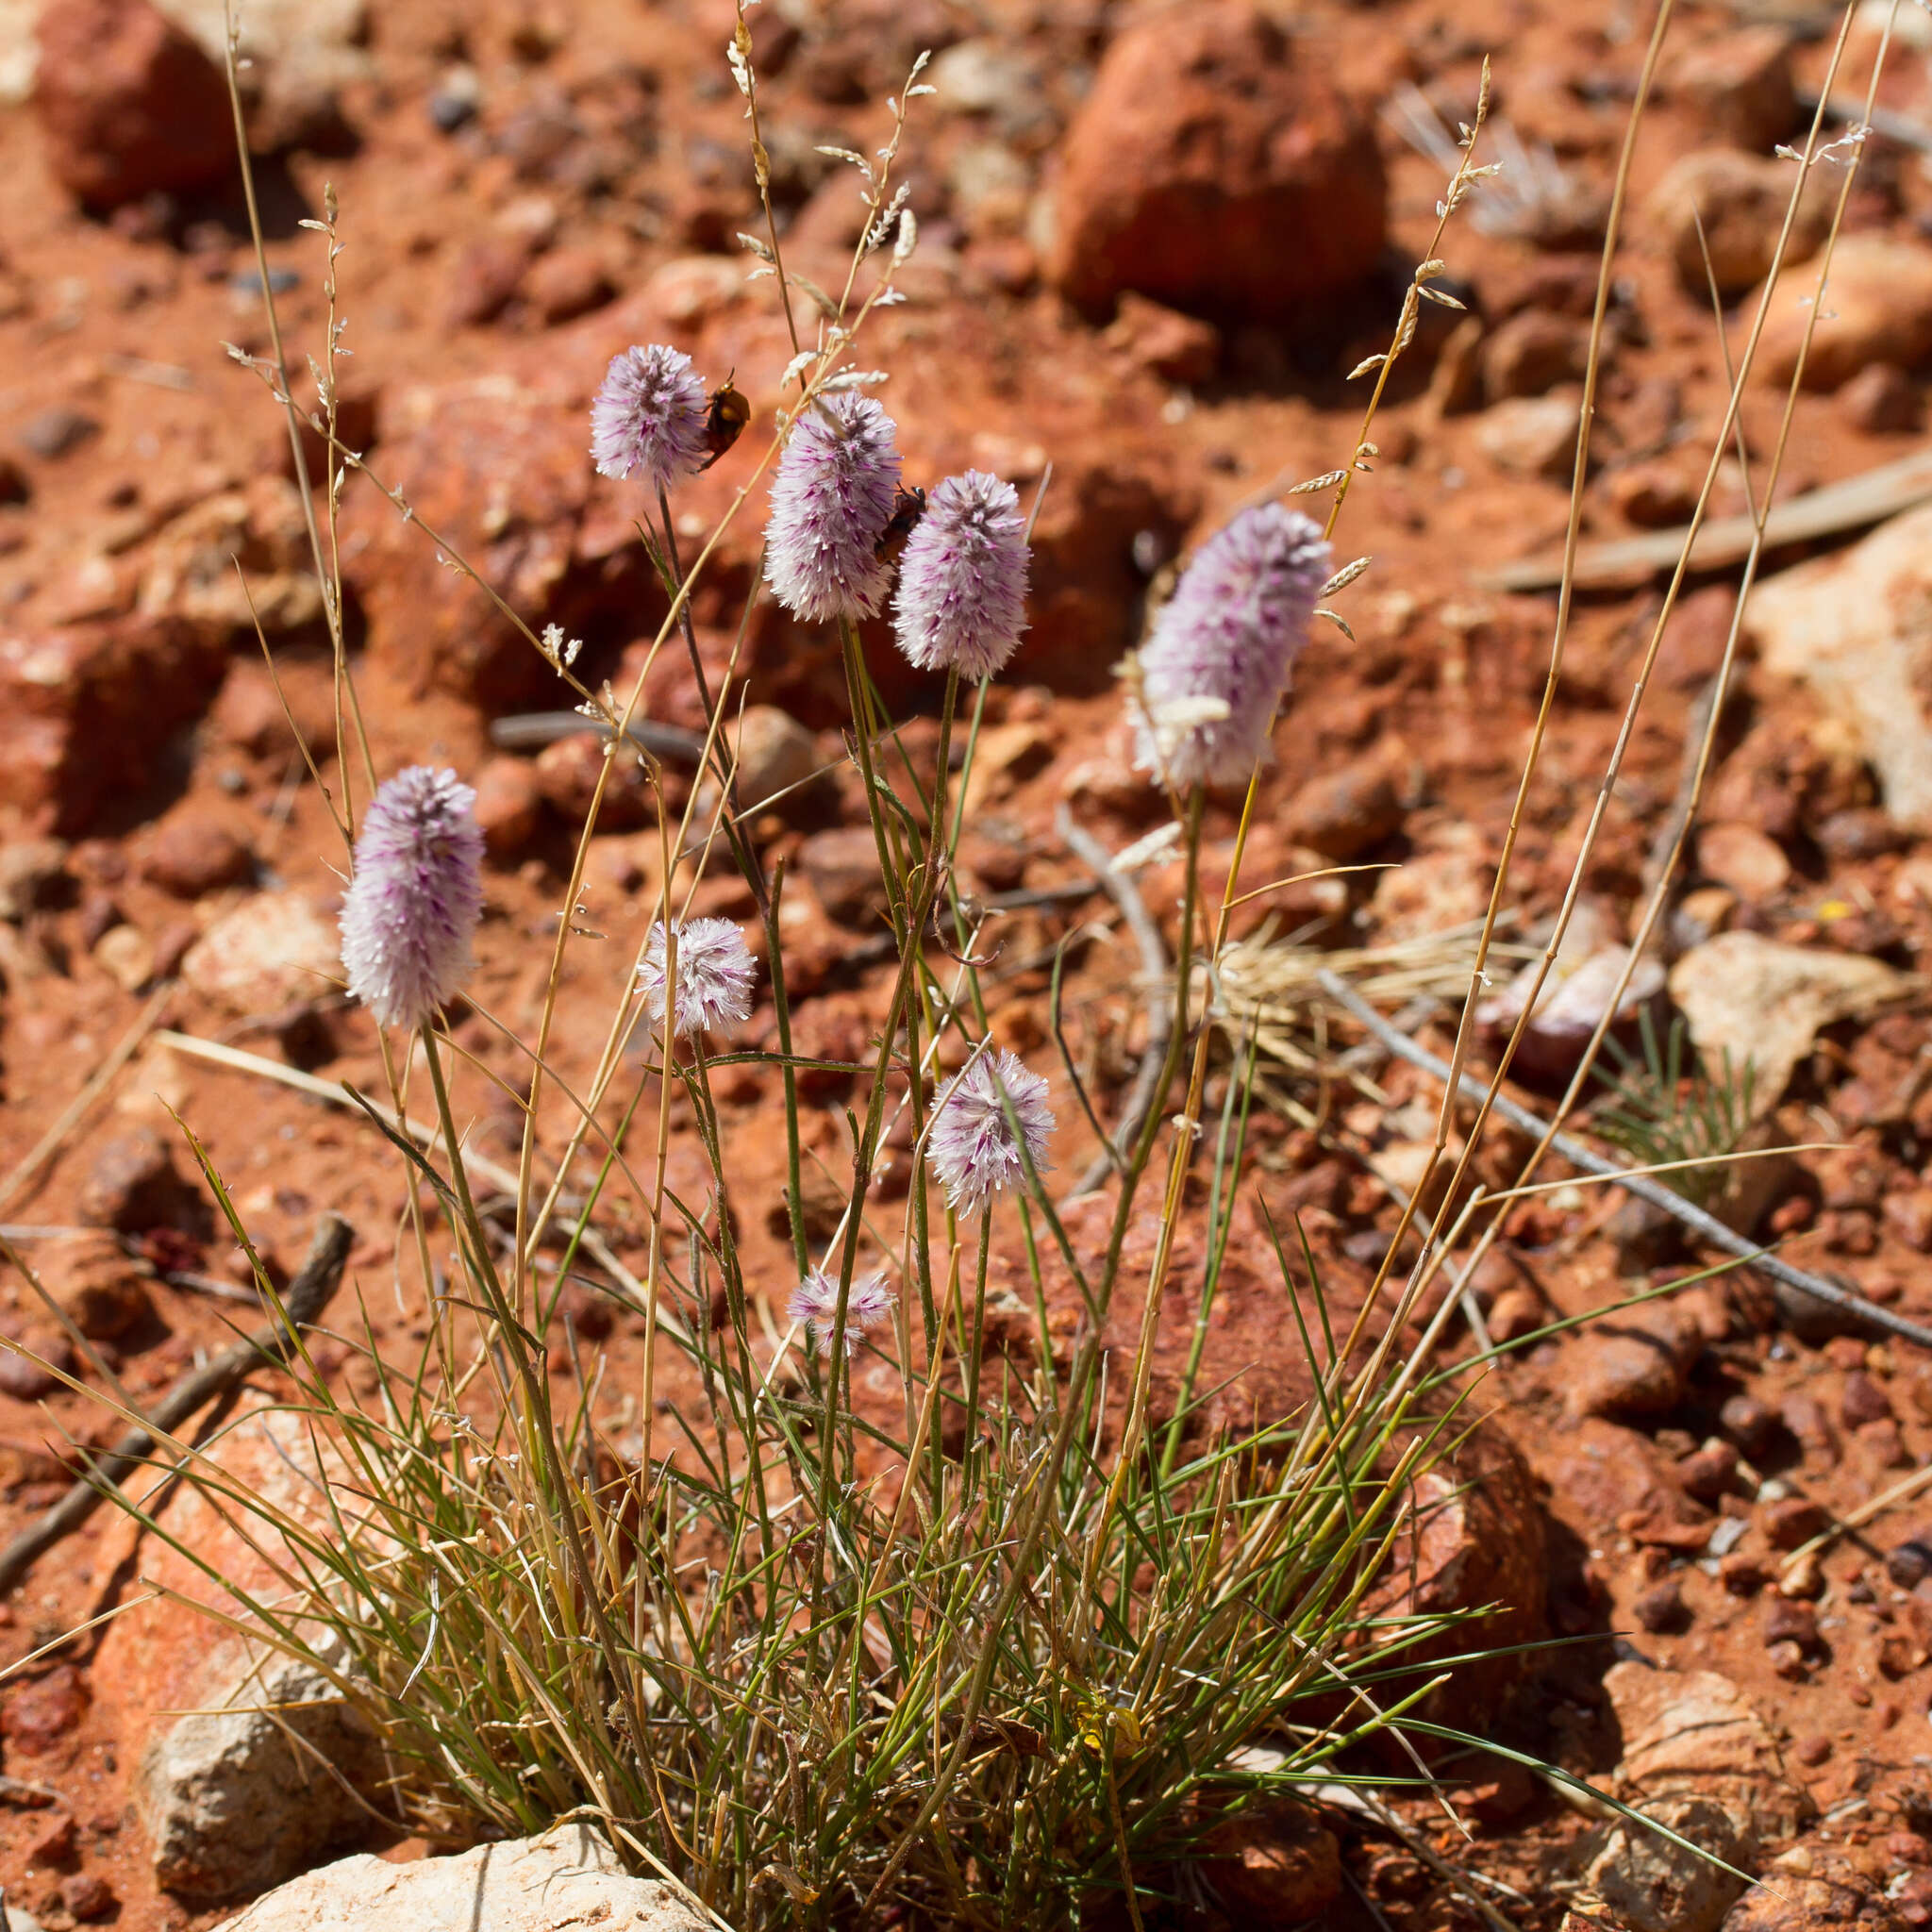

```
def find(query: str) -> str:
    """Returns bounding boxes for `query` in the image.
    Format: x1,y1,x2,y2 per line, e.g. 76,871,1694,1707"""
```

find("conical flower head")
892,469,1031,681
929,1047,1055,1214
637,917,758,1039
340,767,485,1030
1131,503,1330,791
764,391,903,623
789,1266,896,1357
591,343,709,491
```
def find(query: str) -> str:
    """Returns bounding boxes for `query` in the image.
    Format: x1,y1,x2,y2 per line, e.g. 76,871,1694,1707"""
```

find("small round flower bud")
929,1047,1055,1215
764,391,903,623
892,469,1031,681
1131,503,1330,791
788,1266,896,1357
340,767,485,1031
591,343,709,491
636,917,758,1040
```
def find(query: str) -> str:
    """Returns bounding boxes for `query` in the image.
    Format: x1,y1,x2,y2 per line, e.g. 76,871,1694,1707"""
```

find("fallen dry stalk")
0,1213,354,1598
1313,970,1932,1351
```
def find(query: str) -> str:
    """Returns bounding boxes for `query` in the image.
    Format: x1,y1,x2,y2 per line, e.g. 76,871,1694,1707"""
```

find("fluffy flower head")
788,1267,896,1357
1131,503,1330,791
340,767,485,1030
591,343,709,491
763,391,902,623
929,1047,1055,1215
892,469,1031,681
637,917,757,1040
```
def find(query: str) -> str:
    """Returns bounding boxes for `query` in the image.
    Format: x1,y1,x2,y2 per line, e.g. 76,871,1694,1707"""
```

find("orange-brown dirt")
5,0,1932,1925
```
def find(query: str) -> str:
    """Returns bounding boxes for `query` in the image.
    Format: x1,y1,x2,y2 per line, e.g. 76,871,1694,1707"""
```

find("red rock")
1757,236,1932,391
1481,308,1591,402
1840,362,1924,436
1100,292,1221,386
473,755,543,861
443,236,533,327
208,658,339,760
1678,1441,1740,1504
1634,1575,1689,1633
339,381,623,709
1565,1305,1701,1422
1763,1596,1819,1651
1841,1372,1893,1428
1476,389,1585,481
142,810,254,897
1761,1494,1829,1551
77,1126,193,1232
1648,147,1830,297
1,1666,89,1752
797,824,890,928
60,1873,116,1922
1672,25,1798,152
531,732,653,831
28,1811,76,1864
0,617,225,833
524,246,615,325
1202,1806,1341,1918
1718,1392,1779,1457
1281,758,1401,859
1698,823,1790,901
1046,1,1385,321
0,1332,71,1400
33,0,233,208
39,1231,153,1340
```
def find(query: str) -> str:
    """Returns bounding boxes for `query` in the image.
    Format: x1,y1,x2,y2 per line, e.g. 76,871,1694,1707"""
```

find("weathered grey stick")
1476,446,1932,592
0,1213,355,1597
1313,969,1932,1351
488,711,708,763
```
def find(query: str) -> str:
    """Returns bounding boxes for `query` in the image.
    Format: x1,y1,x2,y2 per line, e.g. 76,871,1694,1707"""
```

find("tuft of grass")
1590,1011,1757,1211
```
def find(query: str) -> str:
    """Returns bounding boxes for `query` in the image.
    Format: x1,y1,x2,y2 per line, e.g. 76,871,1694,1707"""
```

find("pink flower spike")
892,469,1030,682
340,767,485,1030
763,391,903,623
591,343,710,491
928,1047,1055,1215
636,918,758,1041
789,1267,897,1357
1131,503,1330,791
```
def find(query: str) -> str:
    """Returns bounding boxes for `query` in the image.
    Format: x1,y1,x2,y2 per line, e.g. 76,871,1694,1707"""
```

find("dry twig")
0,1214,354,1598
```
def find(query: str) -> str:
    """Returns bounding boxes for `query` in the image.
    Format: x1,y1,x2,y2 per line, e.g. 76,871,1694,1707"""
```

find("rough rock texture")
209,1823,708,1932
178,891,341,1014
92,1405,384,1902
1201,1805,1343,1919
339,377,639,709
1605,1661,1812,1843
1754,236,1932,391
1582,1793,1756,1932
1045,1,1385,320
0,616,225,832
1669,933,1910,1115
1647,149,1827,296
32,0,233,207
1746,501,1932,830
1671,26,1798,153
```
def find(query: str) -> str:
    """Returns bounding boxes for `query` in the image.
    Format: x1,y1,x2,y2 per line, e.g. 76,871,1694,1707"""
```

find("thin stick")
1313,969,1932,1351
0,1214,354,1598
1057,807,1172,1198
1780,1457,1932,1575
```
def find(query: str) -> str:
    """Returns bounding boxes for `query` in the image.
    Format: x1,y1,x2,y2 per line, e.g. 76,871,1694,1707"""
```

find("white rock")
0,0,37,104
1668,931,1910,1114
1580,1793,1753,1932
1746,500,1932,829
211,1822,708,1932
181,890,340,1014
1604,1660,1811,1842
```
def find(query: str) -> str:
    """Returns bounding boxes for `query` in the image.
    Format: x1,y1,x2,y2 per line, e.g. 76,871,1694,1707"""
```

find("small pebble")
17,408,99,459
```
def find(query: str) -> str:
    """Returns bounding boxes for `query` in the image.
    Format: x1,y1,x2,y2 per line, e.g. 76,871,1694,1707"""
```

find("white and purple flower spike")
591,344,710,491
789,1266,897,1357
1131,503,1330,791
929,1047,1055,1215
637,917,758,1040
763,391,903,623
340,767,486,1031
892,469,1031,681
